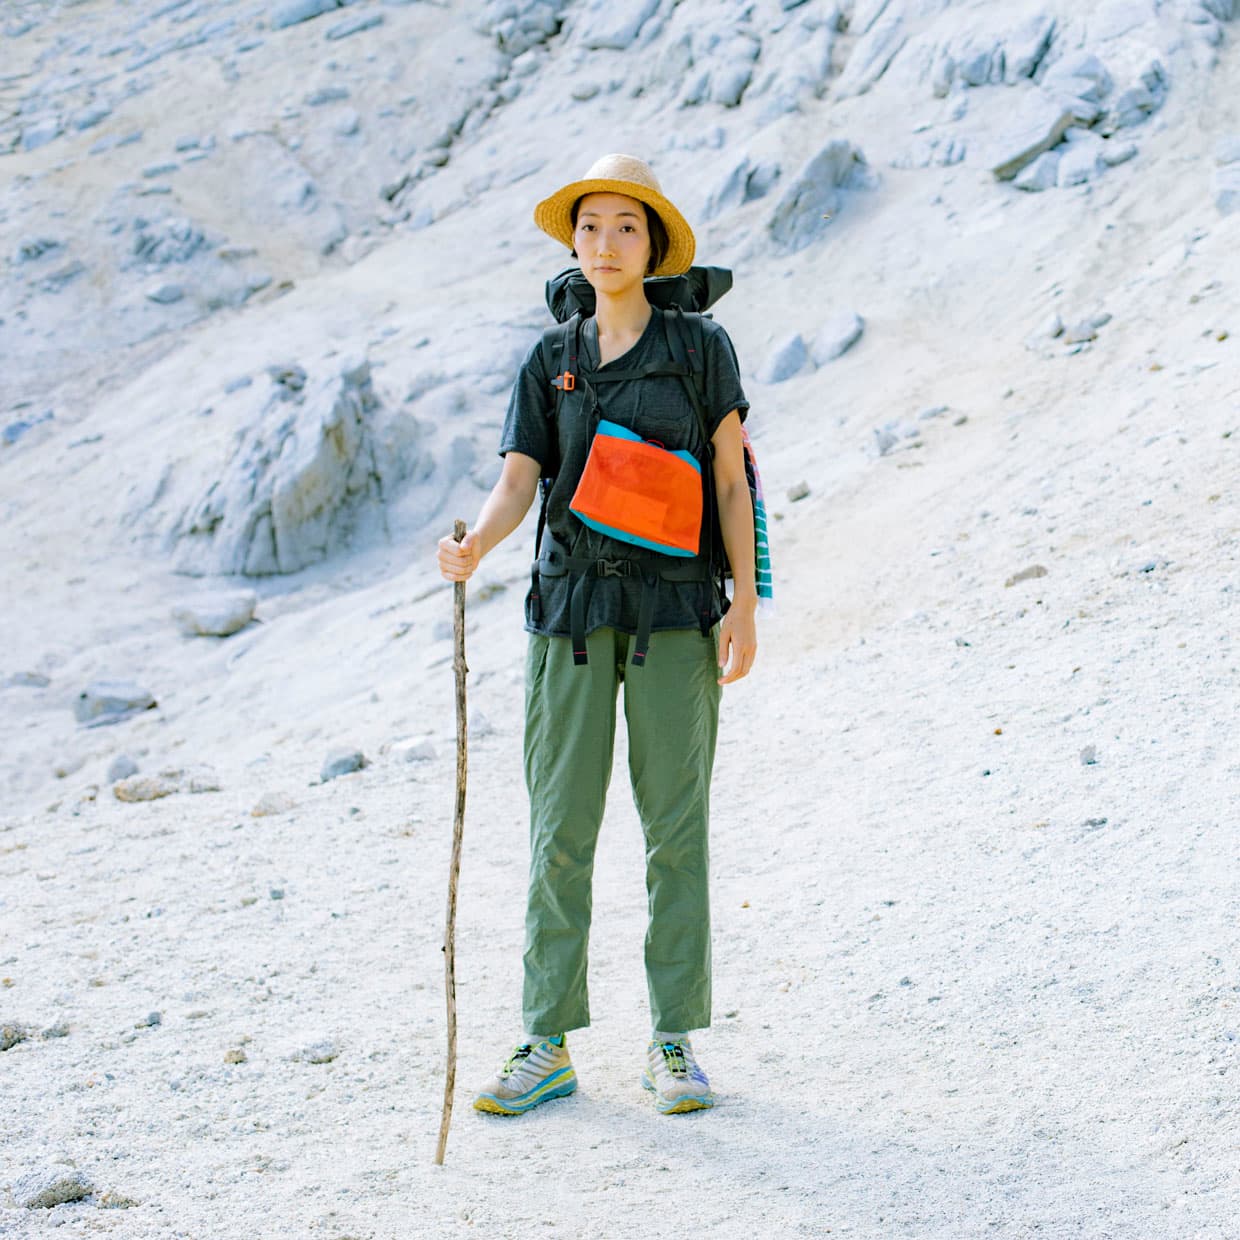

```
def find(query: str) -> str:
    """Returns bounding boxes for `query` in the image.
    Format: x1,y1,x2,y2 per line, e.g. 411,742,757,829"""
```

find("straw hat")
533,153,696,277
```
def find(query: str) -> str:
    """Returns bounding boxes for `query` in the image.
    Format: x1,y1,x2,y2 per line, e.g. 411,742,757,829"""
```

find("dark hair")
570,195,670,276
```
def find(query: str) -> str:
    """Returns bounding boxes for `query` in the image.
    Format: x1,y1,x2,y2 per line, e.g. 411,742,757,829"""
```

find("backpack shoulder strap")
662,308,712,451
539,316,580,421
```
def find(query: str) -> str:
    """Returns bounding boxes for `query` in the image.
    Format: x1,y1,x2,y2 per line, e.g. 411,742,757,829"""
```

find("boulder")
987,91,1076,180
1057,133,1104,186
321,748,367,781
703,156,782,219
169,358,386,576
74,680,156,725
834,6,910,96
811,311,865,363
172,590,258,637
1014,148,1061,191
758,335,810,384
767,140,873,251
576,0,658,50
1216,166,1240,215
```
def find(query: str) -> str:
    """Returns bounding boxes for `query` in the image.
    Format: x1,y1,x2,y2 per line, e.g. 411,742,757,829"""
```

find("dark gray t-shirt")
499,307,749,640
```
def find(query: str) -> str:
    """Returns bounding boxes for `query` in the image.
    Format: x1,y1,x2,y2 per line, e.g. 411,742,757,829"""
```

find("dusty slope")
2,1,1240,1237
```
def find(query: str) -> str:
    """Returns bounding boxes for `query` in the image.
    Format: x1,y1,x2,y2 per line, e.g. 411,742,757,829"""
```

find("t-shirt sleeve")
498,334,554,470
701,318,750,437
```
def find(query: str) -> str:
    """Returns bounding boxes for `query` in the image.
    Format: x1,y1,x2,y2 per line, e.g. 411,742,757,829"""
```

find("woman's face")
573,192,653,292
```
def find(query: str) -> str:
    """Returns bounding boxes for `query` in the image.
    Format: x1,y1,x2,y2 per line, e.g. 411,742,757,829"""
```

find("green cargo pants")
522,625,721,1036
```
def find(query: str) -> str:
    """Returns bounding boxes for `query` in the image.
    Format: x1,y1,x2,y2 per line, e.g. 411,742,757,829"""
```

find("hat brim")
533,177,696,277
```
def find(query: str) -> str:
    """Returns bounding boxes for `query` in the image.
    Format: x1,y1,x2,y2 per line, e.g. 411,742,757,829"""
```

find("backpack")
531,265,772,667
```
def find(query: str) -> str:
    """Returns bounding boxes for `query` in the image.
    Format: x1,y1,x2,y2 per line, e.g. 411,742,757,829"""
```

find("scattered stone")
5,671,51,688
768,140,873,251
1062,321,1099,345
1014,149,1061,192
1005,564,1048,587
11,1165,92,1210
12,236,62,264
3,411,54,446
133,217,207,266
873,426,899,457
334,108,361,136
114,773,180,802
20,117,63,152
326,11,383,39
571,81,600,101
143,161,180,179
811,310,865,364
1057,136,1102,188
1216,135,1240,166
172,590,258,637
224,1047,247,1064
54,755,88,780
2,1022,33,1051
75,680,156,725
989,92,1076,180
757,333,810,383
1080,745,1098,765
96,1189,141,1209
787,481,810,502
135,1011,162,1028
577,0,659,50
391,738,436,763
270,0,348,30
107,755,140,782
252,791,297,817
305,85,350,105
1215,165,1240,215
270,887,285,900
186,767,222,794
321,748,367,781
297,1038,339,1063
146,283,186,304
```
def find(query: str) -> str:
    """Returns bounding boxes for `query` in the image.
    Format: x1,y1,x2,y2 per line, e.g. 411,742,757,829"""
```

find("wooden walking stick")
435,518,469,1166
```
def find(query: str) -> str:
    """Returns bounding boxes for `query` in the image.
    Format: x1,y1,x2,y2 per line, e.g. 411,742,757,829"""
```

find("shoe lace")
658,1041,690,1078
500,1044,534,1078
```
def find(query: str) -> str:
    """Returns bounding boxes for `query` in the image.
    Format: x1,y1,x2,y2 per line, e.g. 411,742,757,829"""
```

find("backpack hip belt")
534,536,708,669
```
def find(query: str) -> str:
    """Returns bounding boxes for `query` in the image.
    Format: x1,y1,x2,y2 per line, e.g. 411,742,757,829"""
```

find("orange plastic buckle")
554,371,576,392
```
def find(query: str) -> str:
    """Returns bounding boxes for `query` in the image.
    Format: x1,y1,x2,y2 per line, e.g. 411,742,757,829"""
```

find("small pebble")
1080,745,1097,765
787,481,810,502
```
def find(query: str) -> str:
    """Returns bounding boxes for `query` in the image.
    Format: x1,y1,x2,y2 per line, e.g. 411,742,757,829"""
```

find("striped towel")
741,425,774,609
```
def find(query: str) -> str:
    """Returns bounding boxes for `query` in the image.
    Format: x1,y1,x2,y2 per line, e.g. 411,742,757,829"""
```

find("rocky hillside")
2,1,1239,1236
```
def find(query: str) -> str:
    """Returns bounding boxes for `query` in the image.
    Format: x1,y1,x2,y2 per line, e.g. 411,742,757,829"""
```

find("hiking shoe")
473,1035,577,1115
642,1037,715,1114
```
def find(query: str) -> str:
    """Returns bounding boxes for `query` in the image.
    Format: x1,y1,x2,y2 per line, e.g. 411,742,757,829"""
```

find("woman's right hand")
438,529,482,582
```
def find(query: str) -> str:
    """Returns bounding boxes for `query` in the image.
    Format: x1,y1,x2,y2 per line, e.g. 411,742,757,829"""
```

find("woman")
437,153,757,1117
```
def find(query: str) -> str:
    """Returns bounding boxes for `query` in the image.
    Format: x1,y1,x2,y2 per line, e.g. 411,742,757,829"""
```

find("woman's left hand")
717,596,758,685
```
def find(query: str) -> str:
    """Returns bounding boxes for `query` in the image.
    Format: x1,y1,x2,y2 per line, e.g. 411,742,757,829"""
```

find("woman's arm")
711,410,758,685
437,451,542,582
